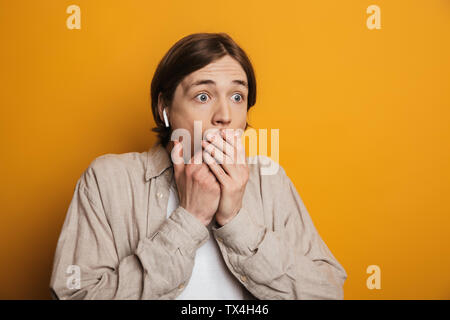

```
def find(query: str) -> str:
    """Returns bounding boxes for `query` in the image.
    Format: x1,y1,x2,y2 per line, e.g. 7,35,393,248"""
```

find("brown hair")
150,32,257,147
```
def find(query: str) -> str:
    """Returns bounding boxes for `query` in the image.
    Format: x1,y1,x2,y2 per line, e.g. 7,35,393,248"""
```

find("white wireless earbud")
163,108,169,128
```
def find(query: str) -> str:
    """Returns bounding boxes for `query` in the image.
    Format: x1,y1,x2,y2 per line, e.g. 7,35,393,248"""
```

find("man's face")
167,55,249,157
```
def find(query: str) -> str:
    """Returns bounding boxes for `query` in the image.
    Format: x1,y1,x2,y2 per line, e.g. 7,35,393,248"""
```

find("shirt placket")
146,168,173,238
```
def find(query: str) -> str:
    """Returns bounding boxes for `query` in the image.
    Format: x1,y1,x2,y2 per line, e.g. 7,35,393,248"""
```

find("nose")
211,97,231,127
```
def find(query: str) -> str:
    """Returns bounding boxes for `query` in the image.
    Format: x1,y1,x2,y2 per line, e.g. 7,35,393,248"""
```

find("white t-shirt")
166,183,248,300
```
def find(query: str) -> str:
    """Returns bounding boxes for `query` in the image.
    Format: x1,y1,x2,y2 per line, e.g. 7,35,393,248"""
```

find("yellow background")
1,0,449,299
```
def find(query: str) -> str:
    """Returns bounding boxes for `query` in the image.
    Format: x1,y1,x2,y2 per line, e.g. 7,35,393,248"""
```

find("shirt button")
217,237,223,243
240,275,247,283
178,283,185,289
157,192,163,199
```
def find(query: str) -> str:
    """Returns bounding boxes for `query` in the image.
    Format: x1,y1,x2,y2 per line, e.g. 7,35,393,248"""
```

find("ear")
157,92,166,125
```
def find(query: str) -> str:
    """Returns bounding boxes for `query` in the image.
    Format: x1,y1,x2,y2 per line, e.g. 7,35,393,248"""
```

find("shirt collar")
145,142,173,181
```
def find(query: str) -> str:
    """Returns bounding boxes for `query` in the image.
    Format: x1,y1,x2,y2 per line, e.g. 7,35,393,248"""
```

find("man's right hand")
172,140,221,226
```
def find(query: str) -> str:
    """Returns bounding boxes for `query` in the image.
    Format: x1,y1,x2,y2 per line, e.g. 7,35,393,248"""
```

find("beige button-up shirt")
49,143,347,300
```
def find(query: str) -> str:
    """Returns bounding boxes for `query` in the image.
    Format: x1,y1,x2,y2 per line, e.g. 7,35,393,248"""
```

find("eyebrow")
187,79,248,90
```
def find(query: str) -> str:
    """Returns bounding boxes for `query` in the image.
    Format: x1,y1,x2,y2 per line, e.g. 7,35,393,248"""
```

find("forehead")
180,55,247,91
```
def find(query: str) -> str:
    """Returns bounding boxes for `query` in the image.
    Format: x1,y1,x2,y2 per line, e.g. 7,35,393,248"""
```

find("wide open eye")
231,93,244,103
195,93,210,103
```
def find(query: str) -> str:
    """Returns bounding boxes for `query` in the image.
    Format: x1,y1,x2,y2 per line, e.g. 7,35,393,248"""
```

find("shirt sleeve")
211,165,348,300
49,166,209,300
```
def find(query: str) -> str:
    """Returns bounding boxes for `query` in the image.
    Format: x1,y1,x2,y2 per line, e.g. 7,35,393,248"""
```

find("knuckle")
205,144,213,153
192,170,202,181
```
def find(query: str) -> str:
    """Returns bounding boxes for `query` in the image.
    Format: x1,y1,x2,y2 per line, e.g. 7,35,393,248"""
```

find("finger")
171,141,185,177
203,151,230,185
202,140,238,176
206,131,235,160
202,140,233,168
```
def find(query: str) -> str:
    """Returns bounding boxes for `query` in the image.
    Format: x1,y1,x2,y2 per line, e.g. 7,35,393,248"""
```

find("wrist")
181,206,212,226
215,211,237,227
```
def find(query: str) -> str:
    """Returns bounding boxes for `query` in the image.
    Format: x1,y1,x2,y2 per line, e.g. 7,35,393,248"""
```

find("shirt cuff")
212,207,266,257
154,206,210,257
